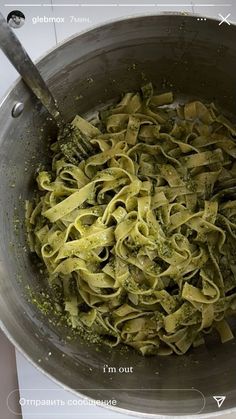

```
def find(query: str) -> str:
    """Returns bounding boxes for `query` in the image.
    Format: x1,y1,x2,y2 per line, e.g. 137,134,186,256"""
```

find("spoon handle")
0,11,61,122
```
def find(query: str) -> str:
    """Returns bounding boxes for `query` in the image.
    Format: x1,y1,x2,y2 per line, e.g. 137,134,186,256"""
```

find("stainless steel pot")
0,15,236,418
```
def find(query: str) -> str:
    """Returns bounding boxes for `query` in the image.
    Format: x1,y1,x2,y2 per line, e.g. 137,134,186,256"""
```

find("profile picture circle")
7,10,25,29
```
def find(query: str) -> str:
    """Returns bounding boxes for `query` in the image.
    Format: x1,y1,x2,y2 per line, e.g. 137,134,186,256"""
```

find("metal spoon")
0,11,94,164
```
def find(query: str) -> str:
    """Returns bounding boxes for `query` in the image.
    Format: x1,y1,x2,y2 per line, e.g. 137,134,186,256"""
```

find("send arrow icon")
213,396,226,408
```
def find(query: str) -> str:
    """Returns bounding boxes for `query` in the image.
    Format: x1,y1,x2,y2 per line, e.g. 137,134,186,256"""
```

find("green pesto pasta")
26,83,236,356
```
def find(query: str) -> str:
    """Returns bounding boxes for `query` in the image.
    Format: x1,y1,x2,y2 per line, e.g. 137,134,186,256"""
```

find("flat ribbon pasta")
26,83,236,355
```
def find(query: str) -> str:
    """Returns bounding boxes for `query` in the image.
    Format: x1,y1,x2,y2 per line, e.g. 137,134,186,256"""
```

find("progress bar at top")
4,3,233,6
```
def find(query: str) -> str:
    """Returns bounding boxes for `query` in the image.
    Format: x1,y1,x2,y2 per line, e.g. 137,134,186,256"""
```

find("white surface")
0,330,21,419
0,0,236,101
0,1,56,101
1,1,236,418
15,351,128,418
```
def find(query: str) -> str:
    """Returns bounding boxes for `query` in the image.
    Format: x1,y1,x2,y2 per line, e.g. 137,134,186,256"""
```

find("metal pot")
0,15,236,418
